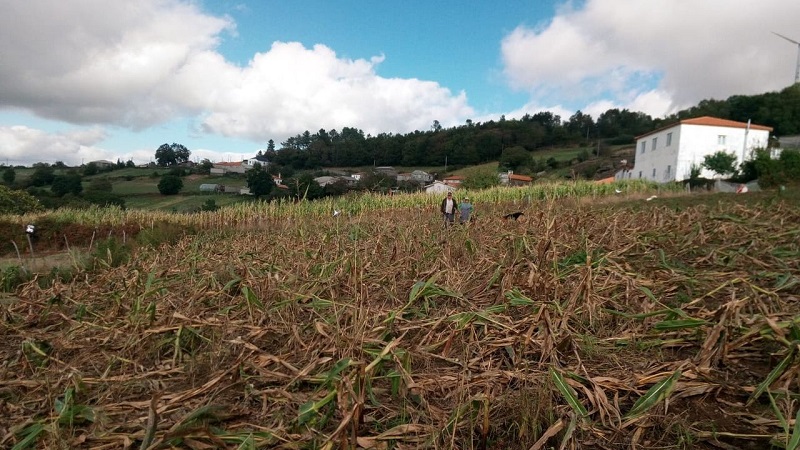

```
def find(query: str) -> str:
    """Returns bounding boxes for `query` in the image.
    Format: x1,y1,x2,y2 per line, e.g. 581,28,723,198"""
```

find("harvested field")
1,191,799,449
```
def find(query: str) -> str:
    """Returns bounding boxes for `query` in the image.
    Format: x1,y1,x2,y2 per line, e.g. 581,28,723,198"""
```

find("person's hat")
464,197,469,200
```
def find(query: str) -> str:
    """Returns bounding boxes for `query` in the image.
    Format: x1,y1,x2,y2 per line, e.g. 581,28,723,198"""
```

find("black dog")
503,212,524,220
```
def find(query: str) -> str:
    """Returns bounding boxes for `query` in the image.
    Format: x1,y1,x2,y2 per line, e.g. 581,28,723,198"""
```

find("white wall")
632,124,681,182
633,122,770,182
676,125,769,181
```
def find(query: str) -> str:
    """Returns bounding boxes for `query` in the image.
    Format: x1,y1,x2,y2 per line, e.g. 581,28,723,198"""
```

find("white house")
245,154,270,168
621,116,772,182
424,181,455,194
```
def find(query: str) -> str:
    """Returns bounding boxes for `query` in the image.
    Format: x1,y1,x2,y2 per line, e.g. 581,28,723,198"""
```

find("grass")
121,193,247,211
1,183,798,449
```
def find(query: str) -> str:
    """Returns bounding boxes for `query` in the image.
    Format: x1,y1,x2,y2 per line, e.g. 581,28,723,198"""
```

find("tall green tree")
2,167,15,185
51,171,83,197
29,163,56,186
246,163,276,198
462,169,500,189
499,146,531,172
287,173,325,200
155,143,191,166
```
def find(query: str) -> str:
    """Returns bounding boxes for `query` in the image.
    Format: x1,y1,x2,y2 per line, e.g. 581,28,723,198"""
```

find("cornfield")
1,183,799,450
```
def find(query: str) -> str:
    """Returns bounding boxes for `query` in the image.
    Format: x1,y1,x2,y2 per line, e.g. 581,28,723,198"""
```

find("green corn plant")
11,421,46,450
550,367,587,417
56,388,95,427
748,346,796,406
505,288,537,307
298,389,338,426
652,318,708,331
624,370,681,420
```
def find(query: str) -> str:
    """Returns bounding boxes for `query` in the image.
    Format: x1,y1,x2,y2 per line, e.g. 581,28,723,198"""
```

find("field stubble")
1,193,800,449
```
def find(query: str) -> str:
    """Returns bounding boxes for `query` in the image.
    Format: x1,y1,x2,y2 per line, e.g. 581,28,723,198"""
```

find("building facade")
622,116,772,182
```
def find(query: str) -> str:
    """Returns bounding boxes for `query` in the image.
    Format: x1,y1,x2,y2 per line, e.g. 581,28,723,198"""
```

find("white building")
620,116,772,182
424,181,455,194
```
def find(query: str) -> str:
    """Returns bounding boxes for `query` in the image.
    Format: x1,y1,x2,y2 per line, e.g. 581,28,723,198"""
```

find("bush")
157,174,183,195
0,185,43,215
745,148,800,187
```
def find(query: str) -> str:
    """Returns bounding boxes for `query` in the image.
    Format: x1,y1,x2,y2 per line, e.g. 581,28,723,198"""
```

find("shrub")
0,185,44,215
157,174,183,195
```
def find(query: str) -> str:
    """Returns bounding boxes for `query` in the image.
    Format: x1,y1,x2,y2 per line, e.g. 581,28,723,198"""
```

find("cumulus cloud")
0,0,473,151
0,125,113,166
501,0,800,118
193,42,472,140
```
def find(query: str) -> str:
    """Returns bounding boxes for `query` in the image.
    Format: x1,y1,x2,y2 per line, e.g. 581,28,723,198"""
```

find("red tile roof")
443,175,465,180
508,174,533,182
681,116,773,131
636,116,772,139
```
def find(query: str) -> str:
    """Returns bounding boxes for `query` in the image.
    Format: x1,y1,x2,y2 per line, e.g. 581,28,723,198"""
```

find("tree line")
263,84,800,172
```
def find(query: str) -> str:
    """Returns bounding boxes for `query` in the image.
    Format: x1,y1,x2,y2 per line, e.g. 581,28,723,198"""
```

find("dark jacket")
440,196,457,214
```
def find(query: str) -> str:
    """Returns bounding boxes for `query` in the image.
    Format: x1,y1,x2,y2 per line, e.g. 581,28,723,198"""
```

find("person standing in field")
440,191,457,227
458,197,473,224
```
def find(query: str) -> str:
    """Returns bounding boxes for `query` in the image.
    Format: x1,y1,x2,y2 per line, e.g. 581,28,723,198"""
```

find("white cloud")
0,125,112,166
195,42,473,140
501,0,800,118
0,0,473,156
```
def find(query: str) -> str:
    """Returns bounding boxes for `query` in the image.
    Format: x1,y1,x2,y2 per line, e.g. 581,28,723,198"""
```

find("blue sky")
1,0,799,166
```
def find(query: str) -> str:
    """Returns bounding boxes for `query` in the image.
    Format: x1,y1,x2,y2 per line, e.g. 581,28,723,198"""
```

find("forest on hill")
265,84,800,171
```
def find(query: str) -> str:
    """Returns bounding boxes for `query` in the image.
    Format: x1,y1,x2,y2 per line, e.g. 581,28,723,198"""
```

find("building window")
666,132,672,146
718,135,726,145
652,137,658,150
640,141,646,154
638,171,642,179
652,168,656,178
666,165,671,178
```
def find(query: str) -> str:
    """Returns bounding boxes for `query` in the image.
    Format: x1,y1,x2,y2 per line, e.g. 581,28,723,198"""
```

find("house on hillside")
424,181,455,194
374,166,398,178
621,116,772,182
508,173,533,186
245,154,270,168
211,161,247,174
411,170,433,183
779,135,800,150
88,160,116,169
442,175,464,187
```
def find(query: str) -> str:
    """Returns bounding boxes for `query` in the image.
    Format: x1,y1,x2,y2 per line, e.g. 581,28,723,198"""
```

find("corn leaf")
298,389,337,425
624,370,681,419
748,347,796,406
652,319,708,331
11,422,46,450
550,367,587,417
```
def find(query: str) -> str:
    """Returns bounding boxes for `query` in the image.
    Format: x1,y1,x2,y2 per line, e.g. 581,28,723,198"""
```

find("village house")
619,116,772,182
424,181,455,194
442,175,464,187
411,170,434,183
245,154,270,168
211,161,247,174
508,173,533,186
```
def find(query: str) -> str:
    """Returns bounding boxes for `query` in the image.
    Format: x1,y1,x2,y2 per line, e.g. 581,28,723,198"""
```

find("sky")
1,0,799,167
